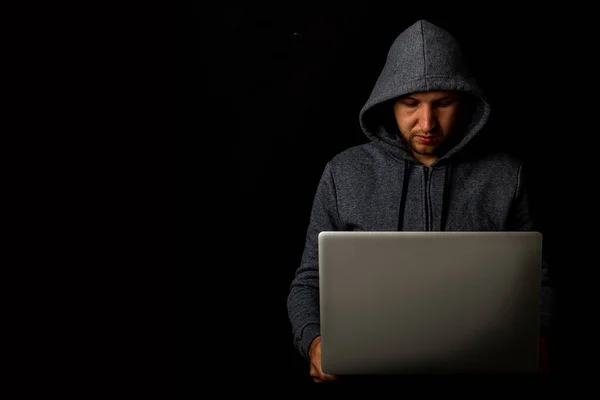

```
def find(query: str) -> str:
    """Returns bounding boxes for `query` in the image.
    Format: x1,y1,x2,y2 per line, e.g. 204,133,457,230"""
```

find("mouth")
415,136,438,145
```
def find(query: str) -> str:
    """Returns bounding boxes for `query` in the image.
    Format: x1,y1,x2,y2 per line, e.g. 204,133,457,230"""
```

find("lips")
416,136,438,144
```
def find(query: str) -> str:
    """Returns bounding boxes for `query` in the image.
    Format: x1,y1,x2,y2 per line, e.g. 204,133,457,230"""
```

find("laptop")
318,230,542,375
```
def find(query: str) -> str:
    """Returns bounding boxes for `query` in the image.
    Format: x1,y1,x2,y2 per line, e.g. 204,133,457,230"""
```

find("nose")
418,105,437,133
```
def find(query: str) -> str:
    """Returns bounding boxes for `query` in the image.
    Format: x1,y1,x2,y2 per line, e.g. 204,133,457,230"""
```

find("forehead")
400,91,459,101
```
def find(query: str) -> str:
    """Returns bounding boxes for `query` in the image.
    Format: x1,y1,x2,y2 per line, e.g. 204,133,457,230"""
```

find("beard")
400,131,444,156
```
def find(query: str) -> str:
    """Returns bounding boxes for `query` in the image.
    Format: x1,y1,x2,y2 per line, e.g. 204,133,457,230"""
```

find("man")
287,19,553,381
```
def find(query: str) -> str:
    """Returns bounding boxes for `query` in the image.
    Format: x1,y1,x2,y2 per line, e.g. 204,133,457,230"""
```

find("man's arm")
287,163,343,360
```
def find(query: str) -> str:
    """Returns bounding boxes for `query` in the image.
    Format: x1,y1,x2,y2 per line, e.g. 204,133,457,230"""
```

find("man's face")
393,91,461,165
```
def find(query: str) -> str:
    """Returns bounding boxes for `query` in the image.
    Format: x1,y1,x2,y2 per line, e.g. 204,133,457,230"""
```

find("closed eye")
398,100,419,108
436,99,456,107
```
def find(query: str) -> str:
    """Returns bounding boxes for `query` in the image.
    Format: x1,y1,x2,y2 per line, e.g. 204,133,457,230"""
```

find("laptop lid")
318,231,542,374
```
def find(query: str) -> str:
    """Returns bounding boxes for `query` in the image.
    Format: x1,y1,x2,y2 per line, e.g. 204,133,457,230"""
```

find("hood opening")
362,91,486,164
358,19,491,164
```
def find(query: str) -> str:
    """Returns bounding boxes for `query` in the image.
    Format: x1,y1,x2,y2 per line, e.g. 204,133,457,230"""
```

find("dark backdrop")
181,4,597,389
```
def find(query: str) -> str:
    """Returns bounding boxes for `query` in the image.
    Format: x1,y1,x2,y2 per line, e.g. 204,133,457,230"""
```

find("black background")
12,2,599,396
177,3,597,392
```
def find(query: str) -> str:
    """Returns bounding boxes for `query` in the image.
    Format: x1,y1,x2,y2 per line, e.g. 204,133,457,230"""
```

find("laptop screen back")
318,231,542,374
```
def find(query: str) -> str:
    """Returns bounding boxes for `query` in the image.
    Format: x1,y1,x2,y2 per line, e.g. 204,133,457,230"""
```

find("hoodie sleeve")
287,163,343,360
509,163,555,340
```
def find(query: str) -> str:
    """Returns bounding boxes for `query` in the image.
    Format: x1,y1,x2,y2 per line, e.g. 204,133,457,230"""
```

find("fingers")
309,336,339,382
320,374,339,382
312,374,339,383
312,373,338,382
310,364,338,382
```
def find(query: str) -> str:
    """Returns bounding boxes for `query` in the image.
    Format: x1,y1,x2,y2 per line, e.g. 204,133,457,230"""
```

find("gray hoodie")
287,19,553,360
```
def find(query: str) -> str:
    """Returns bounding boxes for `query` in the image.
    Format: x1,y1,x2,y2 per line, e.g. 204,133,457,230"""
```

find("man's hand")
308,336,339,383
539,338,550,374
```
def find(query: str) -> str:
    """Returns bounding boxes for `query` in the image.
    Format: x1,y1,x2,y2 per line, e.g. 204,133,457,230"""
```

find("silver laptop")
318,231,542,375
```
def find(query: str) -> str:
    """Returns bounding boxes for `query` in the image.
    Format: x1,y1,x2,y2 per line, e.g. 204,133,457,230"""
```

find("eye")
401,100,418,107
437,99,455,107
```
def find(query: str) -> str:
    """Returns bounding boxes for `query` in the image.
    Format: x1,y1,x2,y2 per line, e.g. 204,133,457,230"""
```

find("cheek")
439,112,459,133
398,122,415,137
395,114,416,132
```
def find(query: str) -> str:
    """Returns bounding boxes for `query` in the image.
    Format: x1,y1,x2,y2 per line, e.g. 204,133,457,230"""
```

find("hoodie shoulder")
479,151,523,168
328,142,398,169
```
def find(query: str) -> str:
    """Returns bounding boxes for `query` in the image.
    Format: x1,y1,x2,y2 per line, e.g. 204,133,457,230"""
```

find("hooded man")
287,19,553,381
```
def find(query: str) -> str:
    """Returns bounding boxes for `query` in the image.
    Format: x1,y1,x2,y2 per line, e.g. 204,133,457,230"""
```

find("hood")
359,19,491,164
